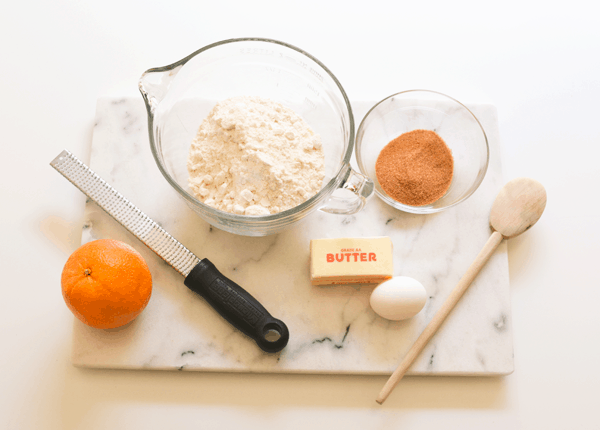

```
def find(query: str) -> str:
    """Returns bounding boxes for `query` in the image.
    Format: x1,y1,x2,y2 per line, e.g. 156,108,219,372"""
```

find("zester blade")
50,149,200,276
50,149,289,353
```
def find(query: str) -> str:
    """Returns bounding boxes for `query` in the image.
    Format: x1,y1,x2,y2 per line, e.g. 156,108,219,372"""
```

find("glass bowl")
355,90,489,214
139,38,373,237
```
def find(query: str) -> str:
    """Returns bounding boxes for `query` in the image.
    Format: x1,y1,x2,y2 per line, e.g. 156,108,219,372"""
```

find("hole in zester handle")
264,329,282,343
257,320,289,353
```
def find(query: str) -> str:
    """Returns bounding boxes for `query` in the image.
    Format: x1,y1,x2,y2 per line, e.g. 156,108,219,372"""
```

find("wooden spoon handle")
376,230,504,404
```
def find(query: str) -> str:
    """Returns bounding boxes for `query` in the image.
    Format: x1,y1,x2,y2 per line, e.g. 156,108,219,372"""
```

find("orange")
61,239,153,329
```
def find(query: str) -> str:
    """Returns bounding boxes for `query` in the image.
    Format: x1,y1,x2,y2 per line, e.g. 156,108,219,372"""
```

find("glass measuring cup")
139,38,373,236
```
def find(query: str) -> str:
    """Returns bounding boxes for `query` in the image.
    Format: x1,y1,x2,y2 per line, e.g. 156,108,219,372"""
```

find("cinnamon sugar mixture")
375,129,453,206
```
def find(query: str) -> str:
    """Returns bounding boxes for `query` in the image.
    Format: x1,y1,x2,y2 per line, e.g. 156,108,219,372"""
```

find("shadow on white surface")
39,215,84,256
60,366,507,412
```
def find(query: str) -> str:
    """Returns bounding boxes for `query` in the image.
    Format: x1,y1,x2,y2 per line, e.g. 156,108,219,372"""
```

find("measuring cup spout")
139,65,182,113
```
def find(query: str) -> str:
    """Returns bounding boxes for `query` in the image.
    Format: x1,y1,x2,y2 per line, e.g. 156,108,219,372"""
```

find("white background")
1,1,599,429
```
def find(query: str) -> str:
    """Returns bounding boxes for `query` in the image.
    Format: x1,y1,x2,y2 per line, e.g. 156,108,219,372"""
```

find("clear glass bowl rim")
355,89,490,214
140,37,356,223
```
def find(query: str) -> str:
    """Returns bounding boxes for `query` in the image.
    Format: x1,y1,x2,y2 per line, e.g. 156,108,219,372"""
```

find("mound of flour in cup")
187,96,325,216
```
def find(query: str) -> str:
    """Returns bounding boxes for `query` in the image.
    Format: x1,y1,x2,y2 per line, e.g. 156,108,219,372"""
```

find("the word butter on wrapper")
309,237,393,285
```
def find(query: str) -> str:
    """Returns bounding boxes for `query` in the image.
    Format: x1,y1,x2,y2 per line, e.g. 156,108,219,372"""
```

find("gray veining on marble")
71,97,513,375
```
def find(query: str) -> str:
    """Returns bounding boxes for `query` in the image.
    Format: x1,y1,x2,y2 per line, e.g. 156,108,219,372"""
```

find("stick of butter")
309,237,394,285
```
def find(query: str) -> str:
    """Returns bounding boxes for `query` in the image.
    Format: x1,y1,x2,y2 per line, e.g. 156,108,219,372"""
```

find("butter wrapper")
309,237,394,285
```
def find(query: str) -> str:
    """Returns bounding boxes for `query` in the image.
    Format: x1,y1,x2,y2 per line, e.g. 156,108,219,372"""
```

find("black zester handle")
185,259,289,353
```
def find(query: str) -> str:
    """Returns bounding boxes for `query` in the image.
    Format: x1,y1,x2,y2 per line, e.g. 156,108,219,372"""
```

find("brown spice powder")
375,129,454,206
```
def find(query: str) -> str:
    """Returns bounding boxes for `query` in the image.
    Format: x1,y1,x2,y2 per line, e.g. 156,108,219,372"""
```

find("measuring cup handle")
319,165,374,215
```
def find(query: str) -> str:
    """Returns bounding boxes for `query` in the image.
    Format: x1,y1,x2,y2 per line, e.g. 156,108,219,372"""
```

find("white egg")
370,276,427,321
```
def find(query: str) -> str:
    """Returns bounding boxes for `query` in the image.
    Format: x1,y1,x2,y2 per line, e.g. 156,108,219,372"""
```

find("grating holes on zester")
50,150,201,277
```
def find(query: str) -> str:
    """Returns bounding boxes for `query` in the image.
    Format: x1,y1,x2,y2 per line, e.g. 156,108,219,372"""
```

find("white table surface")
1,1,598,429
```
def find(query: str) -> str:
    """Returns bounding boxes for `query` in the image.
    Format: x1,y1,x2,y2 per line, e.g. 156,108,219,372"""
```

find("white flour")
187,96,325,216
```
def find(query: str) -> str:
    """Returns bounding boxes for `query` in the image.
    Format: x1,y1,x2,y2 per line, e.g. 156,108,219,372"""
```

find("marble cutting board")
71,97,513,375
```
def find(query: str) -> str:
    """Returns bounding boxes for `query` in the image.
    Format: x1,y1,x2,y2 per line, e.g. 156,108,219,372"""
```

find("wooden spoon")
376,177,547,405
